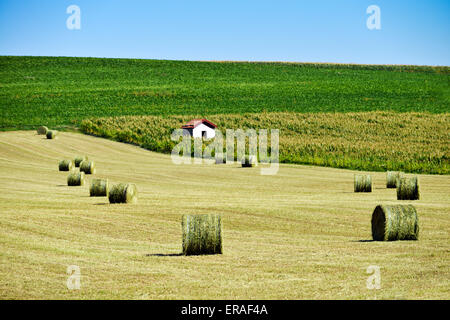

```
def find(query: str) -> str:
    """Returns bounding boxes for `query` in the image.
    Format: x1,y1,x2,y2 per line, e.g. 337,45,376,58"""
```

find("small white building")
182,119,217,139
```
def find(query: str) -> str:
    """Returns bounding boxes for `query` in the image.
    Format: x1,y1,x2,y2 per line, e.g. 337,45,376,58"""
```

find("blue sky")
0,0,449,65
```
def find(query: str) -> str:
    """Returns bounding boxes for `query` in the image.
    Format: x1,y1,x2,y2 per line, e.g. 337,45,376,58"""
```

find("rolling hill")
1,56,449,130
0,131,449,299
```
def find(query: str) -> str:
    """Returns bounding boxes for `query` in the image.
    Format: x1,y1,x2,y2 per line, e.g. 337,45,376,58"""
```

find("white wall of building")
192,123,215,139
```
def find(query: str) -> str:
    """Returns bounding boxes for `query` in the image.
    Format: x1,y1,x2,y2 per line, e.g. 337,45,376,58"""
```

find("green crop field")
80,112,449,174
1,56,449,131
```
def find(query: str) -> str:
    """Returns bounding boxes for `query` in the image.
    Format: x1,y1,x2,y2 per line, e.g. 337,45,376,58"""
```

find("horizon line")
1,54,449,68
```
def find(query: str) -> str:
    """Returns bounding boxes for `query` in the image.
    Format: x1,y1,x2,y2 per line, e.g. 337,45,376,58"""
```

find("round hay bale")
74,156,88,167
67,172,85,186
108,183,138,204
397,176,419,200
241,155,258,167
215,155,227,164
80,160,96,174
354,174,372,192
58,160,74,171
90,179,109,197
46,130,57,139
182,214,222,255
386,171,404,188
37,126,48,135
371,205,419,241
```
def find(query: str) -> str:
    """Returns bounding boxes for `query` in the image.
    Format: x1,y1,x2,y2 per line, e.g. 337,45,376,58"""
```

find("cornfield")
80,112,450,174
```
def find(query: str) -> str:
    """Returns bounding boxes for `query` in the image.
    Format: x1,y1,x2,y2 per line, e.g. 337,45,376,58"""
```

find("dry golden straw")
371,205,419,241
397,176,420,200
354,174,372,192
90,179,109,197
80,160,96,174
36,126,48,135
241,155,258,167
67,172,85,186
386,171,404,188
58,160,74,171
215,154,227,164
46,130,57,139
74,156,88,167
108,183,138,204
182,214,222,255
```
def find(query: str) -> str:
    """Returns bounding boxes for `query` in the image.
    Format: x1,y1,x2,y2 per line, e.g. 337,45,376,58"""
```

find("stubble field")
0,131,448,299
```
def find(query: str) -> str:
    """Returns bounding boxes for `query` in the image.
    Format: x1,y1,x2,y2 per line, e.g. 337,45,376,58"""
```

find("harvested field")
0,131,449,299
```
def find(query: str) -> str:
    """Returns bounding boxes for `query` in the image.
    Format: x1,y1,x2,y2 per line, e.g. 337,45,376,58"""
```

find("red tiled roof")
181,119,217,129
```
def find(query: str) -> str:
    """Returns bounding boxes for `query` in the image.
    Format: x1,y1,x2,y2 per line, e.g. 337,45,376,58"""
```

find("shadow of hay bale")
145,253,183,257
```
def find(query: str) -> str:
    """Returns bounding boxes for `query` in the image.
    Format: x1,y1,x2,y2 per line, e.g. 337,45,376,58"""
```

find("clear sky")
0,0,449,65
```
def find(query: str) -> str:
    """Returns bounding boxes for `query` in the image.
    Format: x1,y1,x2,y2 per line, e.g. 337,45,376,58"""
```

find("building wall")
192,123,215,139
182,128,193,137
